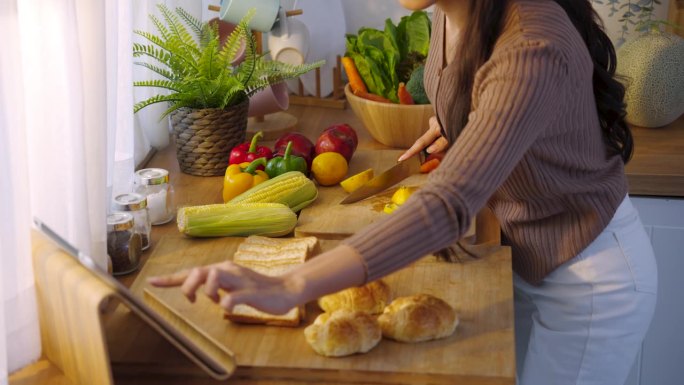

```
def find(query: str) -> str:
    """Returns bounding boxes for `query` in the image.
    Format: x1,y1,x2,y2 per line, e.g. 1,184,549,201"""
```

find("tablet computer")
34,218,236,380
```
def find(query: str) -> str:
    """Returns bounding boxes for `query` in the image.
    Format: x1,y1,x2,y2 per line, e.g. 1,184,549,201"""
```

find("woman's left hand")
398,116,449,161
147,261,303,315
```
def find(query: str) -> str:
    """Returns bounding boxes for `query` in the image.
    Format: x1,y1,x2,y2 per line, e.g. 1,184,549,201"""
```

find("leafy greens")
345,10,431,103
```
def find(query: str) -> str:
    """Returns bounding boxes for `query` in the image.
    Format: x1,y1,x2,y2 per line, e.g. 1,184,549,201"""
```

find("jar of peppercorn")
112,193,152,251
106,212,142,276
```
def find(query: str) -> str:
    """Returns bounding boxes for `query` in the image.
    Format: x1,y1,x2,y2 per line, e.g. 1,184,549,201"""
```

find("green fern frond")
133,93,183,114
132,37,199,77
133,79,184,93
217,11,253,70
134,6,321,114
235,11,258,86
157,4,197,48
197,38,220,80
245,60,325,96
176,7,204,37
132,43,172,64
199,20,218,48
149,14,171,42
133,62,176,80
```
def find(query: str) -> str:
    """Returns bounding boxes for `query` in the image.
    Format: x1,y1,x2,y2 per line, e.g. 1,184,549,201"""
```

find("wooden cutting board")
296,148,476,240
296,148,429,239
129,235,515,384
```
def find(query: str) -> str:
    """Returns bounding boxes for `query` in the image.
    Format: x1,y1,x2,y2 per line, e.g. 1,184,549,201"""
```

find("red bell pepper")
228,131,273,167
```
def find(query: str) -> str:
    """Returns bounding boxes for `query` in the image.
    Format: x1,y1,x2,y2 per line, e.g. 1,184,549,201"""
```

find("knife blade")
340,155,423,204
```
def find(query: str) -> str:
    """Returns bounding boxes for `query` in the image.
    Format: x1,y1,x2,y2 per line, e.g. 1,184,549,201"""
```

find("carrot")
342,56,368,94
352,88,392,103
420,158,440,173
398,82,415,105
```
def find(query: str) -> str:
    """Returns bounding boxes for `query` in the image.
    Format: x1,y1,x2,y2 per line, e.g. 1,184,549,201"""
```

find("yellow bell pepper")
222,158,269,202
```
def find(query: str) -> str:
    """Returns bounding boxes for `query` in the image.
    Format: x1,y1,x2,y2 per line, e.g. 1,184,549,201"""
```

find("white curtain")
1,0,215,379
0,0,141,378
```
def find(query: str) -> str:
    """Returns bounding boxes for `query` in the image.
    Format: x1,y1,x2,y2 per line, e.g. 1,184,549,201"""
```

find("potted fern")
133,5,322,176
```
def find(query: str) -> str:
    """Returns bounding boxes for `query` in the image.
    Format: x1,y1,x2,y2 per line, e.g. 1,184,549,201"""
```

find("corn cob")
228,171,318,212
177,203,297,238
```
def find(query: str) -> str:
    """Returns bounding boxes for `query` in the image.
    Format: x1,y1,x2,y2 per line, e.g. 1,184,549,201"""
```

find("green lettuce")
345,10,431,103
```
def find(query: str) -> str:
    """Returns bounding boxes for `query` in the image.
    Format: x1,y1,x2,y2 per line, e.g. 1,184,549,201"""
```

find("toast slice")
224,236,318,327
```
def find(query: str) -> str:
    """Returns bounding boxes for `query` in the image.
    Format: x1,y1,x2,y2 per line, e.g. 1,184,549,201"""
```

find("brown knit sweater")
343,0,627,285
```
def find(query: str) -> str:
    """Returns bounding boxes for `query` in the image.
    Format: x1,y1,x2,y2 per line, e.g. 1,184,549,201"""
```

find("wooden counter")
13,104,682,385
103,104,515,384
626,115,684,197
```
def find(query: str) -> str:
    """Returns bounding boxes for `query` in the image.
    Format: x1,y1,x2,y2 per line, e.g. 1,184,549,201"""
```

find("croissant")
317,279,391,314
378,294,458,343
304,309,382,357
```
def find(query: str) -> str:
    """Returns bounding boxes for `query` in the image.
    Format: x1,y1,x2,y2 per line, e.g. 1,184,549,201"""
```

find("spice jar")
113,193,152,250
106,212,142,276
134,168,175,225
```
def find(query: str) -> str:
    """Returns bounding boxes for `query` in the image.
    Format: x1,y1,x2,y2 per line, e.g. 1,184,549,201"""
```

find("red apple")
315,127,356,162
274,132,315,167
324,123,358,151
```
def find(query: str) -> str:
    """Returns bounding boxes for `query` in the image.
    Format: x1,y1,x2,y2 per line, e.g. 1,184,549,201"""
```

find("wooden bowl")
345,84,434,148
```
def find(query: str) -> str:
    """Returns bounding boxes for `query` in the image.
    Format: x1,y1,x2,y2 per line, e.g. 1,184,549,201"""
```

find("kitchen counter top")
625,115,684,197
103,104,515,384
12,105,682,385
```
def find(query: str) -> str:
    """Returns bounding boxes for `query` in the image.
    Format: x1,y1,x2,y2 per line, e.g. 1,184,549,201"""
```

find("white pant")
515,195,657,385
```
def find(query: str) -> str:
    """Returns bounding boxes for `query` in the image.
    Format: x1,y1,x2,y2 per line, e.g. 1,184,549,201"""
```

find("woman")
150,1,657,383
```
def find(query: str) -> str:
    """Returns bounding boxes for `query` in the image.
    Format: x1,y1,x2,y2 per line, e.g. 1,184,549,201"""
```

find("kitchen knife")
340,154,423,204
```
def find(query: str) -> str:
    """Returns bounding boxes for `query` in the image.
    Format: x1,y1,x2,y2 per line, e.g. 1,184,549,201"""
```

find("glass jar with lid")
106,212,142,276
112,193,152,250
134,168,175,225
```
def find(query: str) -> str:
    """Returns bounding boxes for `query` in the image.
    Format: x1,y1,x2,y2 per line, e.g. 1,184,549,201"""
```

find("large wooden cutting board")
296,149,429,239
129,235,515,384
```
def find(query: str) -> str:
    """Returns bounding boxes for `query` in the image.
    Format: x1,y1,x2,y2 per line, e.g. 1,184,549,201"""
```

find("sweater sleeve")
343,42,569,282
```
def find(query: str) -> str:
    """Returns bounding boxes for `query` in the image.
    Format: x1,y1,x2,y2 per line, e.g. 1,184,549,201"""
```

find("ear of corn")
227,171,318,212
177,203,297,238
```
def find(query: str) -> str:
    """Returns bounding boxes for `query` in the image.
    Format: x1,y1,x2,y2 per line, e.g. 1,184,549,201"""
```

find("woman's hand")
147,261,304,315
398,116,449,162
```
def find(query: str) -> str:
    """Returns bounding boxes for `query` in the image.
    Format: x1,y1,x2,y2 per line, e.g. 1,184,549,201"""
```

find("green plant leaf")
134,6,322,114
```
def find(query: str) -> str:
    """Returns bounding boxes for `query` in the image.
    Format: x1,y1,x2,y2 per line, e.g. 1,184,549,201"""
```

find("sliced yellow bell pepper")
222,158,269,202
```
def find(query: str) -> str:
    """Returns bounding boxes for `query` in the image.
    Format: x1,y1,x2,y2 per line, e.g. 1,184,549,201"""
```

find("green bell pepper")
265,141,308,179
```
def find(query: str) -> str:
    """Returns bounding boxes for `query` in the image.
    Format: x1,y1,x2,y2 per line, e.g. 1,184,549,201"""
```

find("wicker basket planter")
170,99,249,176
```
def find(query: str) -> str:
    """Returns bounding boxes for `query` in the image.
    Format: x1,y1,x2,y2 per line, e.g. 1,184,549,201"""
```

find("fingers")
204,268,222,303
220,288,293,315
180,267,210,303
147,270,191,287
426,136,448,154
148,261,283,310
398,116,445,161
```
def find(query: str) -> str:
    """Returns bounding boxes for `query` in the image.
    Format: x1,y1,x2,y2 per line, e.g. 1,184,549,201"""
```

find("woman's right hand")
398,116,449,162
147,261,304,315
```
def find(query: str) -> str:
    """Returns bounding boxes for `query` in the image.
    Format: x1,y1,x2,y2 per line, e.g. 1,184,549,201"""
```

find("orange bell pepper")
420,158,441,174
222,158,269,202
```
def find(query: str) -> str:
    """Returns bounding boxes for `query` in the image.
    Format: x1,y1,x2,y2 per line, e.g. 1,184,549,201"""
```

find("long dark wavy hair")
449,0,633,163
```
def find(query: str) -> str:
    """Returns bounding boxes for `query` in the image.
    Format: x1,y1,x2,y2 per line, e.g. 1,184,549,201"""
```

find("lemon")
311,152,349,186
391,186,417,205
340,168,374,193
383,202,399,214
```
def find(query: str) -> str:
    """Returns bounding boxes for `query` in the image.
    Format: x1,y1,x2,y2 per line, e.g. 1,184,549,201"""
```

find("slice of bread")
224,236,318,327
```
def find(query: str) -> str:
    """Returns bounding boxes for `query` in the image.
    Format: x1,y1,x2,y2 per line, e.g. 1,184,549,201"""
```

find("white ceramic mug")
248,82,289,117
267,15,310,66
219,0,280,32
208,18,245,65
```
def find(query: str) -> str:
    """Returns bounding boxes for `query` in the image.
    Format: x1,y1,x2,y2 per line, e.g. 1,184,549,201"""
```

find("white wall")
279,0,417,33
591,1,670,47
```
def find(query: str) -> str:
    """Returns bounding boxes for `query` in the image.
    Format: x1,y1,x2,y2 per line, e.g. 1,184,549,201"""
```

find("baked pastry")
224,236,318,326
317,279,392,315
304,309,382,357
378,294,458,343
